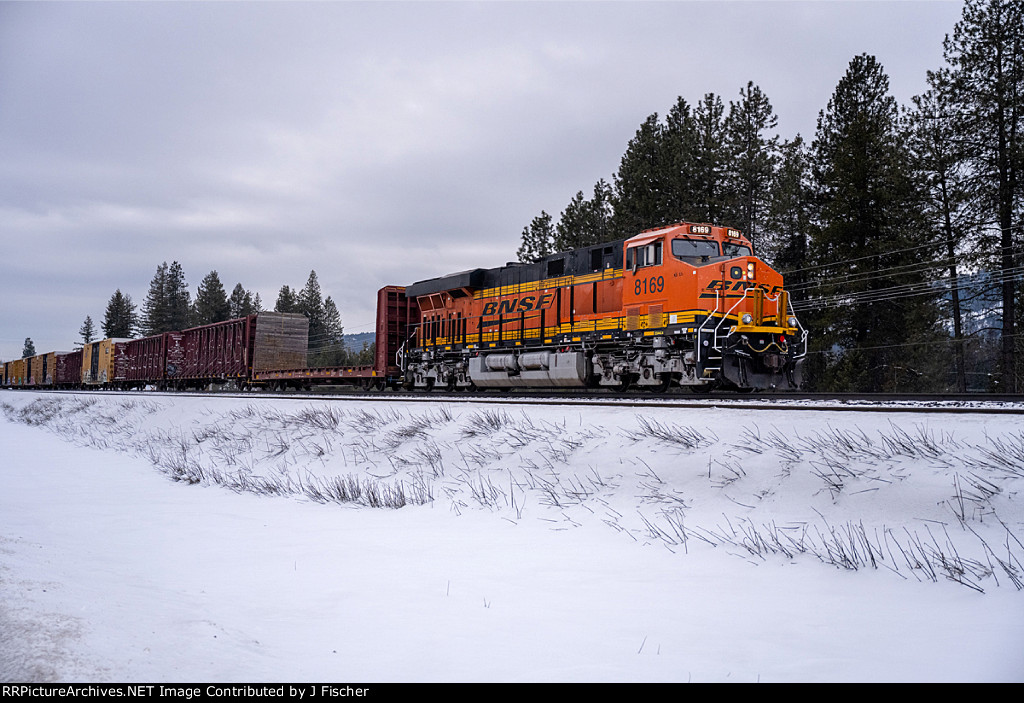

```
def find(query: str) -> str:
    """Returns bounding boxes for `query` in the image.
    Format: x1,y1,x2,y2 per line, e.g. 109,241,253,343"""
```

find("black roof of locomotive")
405,239,626,300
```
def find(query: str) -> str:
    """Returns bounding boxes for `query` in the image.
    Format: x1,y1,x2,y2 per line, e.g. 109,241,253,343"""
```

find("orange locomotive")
401,221,806,391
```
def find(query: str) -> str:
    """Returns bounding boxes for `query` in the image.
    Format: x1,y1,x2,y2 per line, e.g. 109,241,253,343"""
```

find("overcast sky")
0,0,965,359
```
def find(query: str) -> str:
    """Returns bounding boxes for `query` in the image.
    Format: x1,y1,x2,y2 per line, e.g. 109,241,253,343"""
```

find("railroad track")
6,387,1024,414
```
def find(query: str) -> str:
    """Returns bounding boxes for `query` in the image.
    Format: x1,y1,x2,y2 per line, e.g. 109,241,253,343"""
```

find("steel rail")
5,387,1024,414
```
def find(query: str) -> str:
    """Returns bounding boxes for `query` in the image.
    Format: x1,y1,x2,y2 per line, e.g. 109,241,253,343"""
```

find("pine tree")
692,93,731,225
612,113,673,237
554,191,590,251
193,270,231,325
298,271,326,365
166,262,191,330
228,283,257,319
909,80,977,392
102,289,138,338
808,54,940,392
22,338,35,358
724,82,779,245
765,136,814,282
940,0,1024,391
516,211,556,262
554,180,617,251
317,296,345,366
79,316,95,346
275,285,299,313
662,96,701,223
142,262,170,336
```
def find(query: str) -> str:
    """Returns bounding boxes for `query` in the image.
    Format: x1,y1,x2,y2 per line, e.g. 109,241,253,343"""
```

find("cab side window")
626,242,662,270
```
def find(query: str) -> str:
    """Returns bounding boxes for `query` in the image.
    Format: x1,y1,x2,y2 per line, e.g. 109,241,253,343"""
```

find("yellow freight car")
81,339,129,386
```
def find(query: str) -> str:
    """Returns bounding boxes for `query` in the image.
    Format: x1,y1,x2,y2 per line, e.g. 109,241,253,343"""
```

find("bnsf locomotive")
402,221,805,392
2,222,805,393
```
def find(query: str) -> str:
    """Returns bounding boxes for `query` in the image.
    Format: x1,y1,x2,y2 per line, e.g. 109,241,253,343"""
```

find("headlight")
787,316,798,328
741,313,753,325
746,262,755,279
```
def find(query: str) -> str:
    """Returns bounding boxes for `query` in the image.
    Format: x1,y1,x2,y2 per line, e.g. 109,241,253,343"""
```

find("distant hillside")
344,332,375,352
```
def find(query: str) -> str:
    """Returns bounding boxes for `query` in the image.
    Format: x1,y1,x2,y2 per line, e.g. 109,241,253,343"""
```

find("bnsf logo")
481,293,555,316
701,281,783,297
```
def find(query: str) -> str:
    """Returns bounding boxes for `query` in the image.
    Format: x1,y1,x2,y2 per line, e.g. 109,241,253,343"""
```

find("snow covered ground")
1,391,1022,682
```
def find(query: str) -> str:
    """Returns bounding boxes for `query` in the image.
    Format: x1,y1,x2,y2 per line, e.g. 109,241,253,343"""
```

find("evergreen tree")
909,81,977,392
166,262,191,330
22,338,35,358
193,270,231,325
554,180,616,251
724,82,780,246
298,271,326,365
662,96,701,223
102,289,138,338
692,93,731,225
555,191,590,251
142,262,170,336
612,113,673,237
316,296,346,366
142,261,190,333
940,0,1024,391
765,136,815,283
516,211,556,262
275,285,299,313
79,316,95,346
228,283,258,319
808,54,940,392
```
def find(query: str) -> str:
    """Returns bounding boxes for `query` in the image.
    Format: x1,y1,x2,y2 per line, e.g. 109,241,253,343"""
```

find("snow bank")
1,391,1022,682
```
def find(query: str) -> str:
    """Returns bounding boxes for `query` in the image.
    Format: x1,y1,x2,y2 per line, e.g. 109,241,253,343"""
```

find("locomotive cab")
618,222,805,390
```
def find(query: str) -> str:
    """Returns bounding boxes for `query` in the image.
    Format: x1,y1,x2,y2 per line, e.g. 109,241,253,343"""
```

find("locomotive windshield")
671,238,719,263
723,241,753,258
671,238,753,263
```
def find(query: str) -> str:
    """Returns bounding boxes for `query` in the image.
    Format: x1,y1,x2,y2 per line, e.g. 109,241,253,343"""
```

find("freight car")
399,222,805,392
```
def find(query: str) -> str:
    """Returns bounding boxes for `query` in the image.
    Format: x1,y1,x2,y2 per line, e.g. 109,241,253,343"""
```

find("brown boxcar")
119,332,185,389
55,350,83,387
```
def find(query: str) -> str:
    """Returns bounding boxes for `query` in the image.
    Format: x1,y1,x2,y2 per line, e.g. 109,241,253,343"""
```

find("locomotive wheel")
614,374,634,393
647,373,671,394
423,378,435,392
